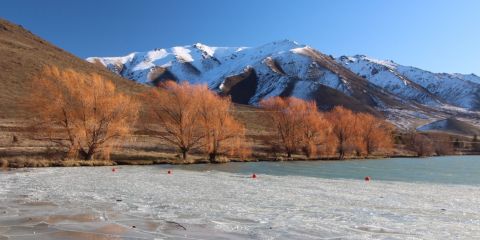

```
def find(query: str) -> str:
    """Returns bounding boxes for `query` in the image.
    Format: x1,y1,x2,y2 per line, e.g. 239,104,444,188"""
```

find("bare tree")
413,134,435,157
143,81,204,160
356,113,394,156
434,135,455,156
325,106,360,159
196,86,249,162
143,81,249,161
260,97,304,158
261,97,331,158
298,102,331,158
27,66,139,160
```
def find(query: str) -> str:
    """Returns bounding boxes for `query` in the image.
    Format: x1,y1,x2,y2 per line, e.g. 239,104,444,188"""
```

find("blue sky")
2,0,479,74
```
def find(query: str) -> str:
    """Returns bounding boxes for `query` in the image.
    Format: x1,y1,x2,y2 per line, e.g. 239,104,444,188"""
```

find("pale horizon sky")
1,0,479,75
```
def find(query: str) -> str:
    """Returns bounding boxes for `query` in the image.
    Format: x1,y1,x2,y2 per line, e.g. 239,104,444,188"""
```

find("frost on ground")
0,166,479,239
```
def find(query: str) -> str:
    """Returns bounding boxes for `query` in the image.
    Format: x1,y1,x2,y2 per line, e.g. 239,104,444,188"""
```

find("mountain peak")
88,41,480,118
341,55,398,69
257,39,304,50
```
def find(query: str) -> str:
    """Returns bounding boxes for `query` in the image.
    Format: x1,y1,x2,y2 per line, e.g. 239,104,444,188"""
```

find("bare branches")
196,87,249,162
143,81,250,161
260,97,331,158
325,106,393,159
26,66,139,160
261,99,393,159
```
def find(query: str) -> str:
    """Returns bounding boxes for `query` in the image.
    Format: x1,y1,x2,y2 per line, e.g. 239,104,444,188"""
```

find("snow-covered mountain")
87,40,480,129
337,55,480,110
88,40,405,113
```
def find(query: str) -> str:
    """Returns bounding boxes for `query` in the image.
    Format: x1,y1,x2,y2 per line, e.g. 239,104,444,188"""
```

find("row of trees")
399,133,480,157
261,97,394,159
29,67,248,161
29,66,394,161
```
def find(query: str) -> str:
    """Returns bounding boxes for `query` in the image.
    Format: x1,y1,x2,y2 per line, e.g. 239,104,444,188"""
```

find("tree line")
28,66,395,161
261,97,393,159
397,131,480,157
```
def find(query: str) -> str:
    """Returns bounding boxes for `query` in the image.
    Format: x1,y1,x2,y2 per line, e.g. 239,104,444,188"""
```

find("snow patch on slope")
417,119,448,132
87,41,480,129
337,55,480,110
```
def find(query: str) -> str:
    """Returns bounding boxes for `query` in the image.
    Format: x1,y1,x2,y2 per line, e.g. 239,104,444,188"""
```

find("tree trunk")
181,149,188,160
78,149,94,161
209,152,216,162
84,153,94,161
366,142,372,156
287,152,292,158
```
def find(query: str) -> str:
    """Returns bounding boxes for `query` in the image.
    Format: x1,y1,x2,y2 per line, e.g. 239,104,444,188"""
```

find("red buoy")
364,176,371,181
167,170,172,174
112,168,116,172
252,173,256,179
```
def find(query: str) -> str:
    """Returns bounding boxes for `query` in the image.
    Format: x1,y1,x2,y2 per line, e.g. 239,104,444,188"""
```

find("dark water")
167,156,480,185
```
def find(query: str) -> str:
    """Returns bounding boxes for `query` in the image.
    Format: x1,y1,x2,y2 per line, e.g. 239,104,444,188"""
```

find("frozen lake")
173,156,480,185
1,156,479,239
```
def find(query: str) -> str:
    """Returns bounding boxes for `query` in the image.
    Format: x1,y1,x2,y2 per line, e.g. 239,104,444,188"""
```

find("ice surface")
1,167,479,239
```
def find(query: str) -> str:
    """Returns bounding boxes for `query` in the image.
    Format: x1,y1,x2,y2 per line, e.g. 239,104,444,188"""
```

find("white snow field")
0,166,479,239
87,41,480,111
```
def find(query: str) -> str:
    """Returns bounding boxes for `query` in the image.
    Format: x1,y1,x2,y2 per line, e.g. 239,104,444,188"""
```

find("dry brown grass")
0,156,115,168
0,18,147,119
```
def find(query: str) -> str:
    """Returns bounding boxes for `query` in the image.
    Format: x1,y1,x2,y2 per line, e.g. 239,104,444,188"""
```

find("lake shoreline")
1,152,477,169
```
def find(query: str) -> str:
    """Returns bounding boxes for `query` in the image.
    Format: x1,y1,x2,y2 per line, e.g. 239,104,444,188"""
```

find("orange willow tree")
144,81,249,161
325,106,361,160
196,87,249,162
143,81,203,160
28,66,139,160
357,113,394,155
301,107,332,158
325,106,393,159
260,97,331,158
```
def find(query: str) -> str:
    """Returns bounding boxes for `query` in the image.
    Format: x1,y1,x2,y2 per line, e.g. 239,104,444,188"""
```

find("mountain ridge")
87,40,480,130
87,41,480,110
88,40,403,113
337,55,480,110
